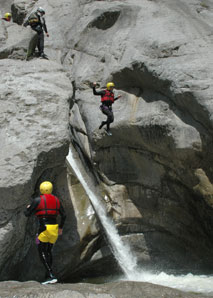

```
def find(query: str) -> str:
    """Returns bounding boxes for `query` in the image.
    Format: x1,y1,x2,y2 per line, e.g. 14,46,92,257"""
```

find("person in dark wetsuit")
93,82,122,135
24,181,66,284
24,7,49,59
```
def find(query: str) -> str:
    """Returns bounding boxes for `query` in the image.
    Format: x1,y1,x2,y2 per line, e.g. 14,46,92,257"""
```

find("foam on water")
121,270,213,294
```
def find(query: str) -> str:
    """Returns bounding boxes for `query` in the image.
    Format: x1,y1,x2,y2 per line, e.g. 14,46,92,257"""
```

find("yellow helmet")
4,13,12,19
106,82,115,90
40,181,53,194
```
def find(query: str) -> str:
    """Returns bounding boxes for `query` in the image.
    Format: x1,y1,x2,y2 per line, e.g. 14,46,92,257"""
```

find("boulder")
0,21,32,59
11,0,27,25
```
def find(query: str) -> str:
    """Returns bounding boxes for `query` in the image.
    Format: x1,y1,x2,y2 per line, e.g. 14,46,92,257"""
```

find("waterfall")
66,146,138,279
66,146,213,295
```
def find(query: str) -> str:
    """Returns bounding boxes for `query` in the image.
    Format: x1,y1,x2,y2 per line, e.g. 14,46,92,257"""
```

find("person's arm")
23,19,29,27
58,202,66,235
41,16,49,36
93,86,105,96
43,18,49,37
24,197,40,217
114,95,122,101
92,82,105,96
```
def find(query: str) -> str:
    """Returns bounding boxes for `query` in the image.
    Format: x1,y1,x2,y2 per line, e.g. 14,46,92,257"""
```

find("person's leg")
37,31,44,56
99,121,107,129
100,105,114,130
37,224,59,283
26,33,38,60
105,107,114,131
37,241,55,278
46,243,53,269
99,105,107,129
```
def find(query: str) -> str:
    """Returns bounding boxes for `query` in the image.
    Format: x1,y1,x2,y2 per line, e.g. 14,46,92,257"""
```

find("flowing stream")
66,146,213,295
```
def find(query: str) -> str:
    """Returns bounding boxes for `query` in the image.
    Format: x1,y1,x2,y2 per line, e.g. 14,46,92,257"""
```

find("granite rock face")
66,0,213,275
0,0,213,283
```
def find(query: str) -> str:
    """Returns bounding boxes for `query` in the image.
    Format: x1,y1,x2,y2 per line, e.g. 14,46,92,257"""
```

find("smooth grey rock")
0,0,14,13
0,280,210,298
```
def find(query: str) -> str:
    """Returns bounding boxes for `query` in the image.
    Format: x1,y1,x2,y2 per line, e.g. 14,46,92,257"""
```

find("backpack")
28,12,39,25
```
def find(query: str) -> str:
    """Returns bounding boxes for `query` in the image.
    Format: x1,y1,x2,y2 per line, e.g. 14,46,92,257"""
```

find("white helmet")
37,7,45,14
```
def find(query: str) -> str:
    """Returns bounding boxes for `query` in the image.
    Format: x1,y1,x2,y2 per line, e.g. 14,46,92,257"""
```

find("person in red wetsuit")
24,181,66,284
93,81,122,135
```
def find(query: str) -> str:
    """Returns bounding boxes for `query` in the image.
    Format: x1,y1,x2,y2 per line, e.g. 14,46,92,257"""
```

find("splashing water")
86,205,95,220
66,147,138,279
121,270,213,294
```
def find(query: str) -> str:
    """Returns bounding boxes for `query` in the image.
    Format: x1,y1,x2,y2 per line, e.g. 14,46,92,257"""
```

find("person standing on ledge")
93,81,122,136
24,181,66,284
24,7,49,60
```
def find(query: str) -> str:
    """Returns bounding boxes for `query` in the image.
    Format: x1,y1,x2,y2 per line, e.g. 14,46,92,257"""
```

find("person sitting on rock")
2,13,12,22
24,181,66,284
93,81,122,136
24,7,49,60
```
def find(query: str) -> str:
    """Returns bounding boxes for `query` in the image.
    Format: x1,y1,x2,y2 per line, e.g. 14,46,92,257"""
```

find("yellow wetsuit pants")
38,224,59,244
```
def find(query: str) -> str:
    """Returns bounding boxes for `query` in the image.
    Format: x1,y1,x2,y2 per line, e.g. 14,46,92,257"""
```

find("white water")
121,270,213,295
66,147,213,295
66,147,138,279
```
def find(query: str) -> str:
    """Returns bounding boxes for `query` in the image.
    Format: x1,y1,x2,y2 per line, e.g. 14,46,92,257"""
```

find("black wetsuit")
24,196,66,280
24,12,48,56
93,87,119,131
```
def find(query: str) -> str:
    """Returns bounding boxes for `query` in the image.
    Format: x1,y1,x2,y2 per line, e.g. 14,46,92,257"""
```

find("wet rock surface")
0,280,210,298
